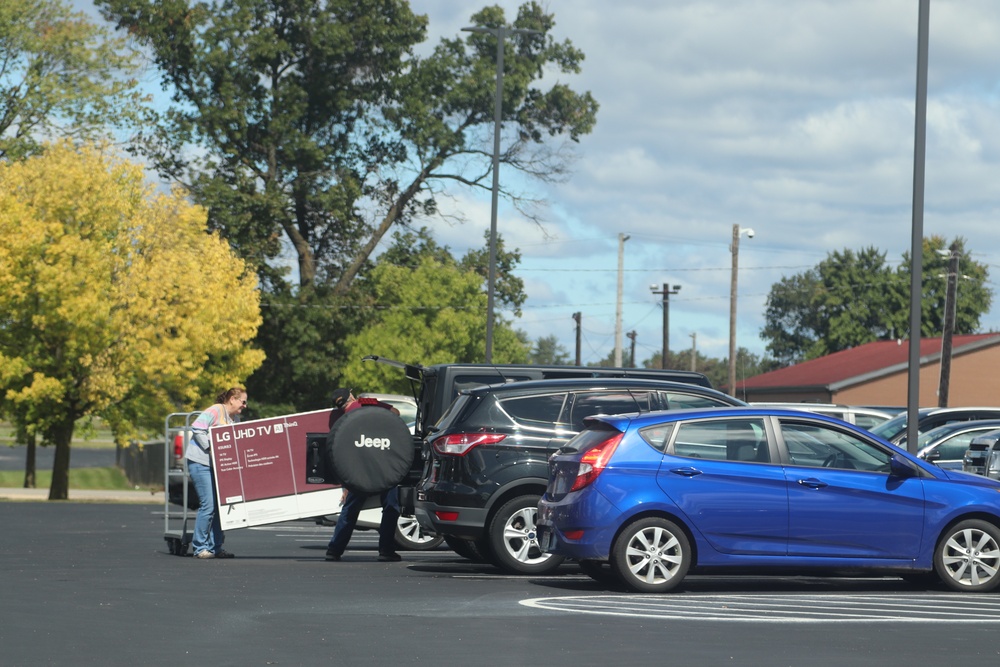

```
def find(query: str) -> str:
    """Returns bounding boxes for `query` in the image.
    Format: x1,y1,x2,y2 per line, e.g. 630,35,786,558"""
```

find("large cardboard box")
209,409,341,531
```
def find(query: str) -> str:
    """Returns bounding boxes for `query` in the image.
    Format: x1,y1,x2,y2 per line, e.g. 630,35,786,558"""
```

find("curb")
0,487,165,504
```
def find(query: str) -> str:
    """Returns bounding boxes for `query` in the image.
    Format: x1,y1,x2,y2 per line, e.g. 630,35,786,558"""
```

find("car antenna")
625,387,645,414
491,364,512,384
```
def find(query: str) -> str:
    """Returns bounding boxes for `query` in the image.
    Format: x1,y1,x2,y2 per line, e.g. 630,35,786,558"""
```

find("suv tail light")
174,434,185,458
570,433,623,492
432,432,506,456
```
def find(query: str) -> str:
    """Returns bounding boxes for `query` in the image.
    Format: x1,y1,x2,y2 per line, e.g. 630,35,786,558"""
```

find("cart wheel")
165,537,177,555
178,541,190,557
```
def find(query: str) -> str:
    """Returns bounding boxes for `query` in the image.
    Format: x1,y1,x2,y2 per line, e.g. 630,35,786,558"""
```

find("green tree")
530,335,570,365
339,255,530,393
0,0,149,160
760,237,991,365
96,0,597,295
0,142,264,498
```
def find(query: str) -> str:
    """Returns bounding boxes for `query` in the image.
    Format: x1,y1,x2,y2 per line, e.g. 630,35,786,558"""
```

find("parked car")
413,377,745,574
360,355,716,517
751,402,896,430
914,420,1000,470
537,406,1000,593
359,393,417,431
962,429,1000,478
868,407,1000,445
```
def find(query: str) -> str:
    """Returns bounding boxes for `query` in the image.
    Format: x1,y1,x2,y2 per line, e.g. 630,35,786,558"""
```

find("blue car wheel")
935,519,1000,593
611,517,691,593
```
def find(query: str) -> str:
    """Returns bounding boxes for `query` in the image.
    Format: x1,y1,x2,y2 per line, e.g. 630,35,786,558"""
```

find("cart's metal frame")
163,411,202,556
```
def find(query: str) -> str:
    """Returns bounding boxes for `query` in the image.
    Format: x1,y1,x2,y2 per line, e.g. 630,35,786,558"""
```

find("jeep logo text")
354,434,391,450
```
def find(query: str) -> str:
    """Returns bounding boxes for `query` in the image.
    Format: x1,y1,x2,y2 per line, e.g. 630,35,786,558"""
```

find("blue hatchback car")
537,407,1000,593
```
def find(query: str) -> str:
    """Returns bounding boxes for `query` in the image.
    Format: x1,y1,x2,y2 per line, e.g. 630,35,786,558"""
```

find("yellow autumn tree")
0,142,264,499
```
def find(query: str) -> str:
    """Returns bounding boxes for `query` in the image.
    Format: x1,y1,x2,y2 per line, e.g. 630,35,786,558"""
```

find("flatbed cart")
163,411,202,556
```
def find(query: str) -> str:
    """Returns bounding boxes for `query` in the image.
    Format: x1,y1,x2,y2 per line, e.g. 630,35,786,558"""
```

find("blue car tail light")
570,432,623,492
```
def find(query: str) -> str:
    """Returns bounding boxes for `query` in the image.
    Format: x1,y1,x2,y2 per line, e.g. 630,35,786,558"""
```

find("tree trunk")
48,418,75,501
23,433,36,489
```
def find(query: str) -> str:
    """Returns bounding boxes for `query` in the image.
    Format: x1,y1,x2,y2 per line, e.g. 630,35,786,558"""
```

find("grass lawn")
0,466,136,490
0,419,121,450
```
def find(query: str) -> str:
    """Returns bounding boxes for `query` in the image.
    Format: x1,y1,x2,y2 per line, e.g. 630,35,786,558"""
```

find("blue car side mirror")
889,454,919,478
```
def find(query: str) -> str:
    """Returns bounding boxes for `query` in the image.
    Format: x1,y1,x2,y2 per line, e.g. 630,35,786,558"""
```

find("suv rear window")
660,391,733,410
500,392,568,427
568,391,652,430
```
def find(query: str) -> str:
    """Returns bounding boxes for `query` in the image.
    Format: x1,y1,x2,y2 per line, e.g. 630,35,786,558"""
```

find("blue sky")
78,0,1000,369
412,0,1000,369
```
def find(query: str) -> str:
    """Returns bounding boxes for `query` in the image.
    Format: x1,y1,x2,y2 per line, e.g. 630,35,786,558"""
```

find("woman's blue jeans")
188,460,223,555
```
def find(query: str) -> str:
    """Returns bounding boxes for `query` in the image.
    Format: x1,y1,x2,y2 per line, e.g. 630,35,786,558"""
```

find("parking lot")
4,501,1000,666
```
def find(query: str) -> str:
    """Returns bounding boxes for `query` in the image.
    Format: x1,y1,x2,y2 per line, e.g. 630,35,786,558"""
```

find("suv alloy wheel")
487,494,564,575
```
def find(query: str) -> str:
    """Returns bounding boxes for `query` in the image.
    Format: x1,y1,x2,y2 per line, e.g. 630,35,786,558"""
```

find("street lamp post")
728,224,754,398
462,25,542,363
650,283,681,369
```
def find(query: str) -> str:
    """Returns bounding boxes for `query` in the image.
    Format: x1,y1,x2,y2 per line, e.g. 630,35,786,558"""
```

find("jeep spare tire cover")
325,407,414,494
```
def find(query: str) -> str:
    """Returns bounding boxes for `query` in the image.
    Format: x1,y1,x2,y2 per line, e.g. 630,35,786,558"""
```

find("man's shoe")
194,550,215,559
324,550,341,561
377,552,402,562
215,549,235,559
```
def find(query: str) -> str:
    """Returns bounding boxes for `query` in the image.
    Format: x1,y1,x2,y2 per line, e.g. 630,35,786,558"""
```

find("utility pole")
650,283,681,369
572,312,582,366
689,332,697,372
729,225,754,397
626,330,637,368
938,242,960,407
614,233,629,367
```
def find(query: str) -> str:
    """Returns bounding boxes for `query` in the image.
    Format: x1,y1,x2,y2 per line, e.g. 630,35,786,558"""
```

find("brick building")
736,333,1000,407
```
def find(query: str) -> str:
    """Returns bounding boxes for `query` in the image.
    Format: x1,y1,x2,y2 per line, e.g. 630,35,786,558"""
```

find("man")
325,388,403,562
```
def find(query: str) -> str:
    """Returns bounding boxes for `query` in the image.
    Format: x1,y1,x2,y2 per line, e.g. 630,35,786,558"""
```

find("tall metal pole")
462,25,541,363
905,0,930,452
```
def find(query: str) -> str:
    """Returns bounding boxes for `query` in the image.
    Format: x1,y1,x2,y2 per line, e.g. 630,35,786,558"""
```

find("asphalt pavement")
4,502,999,667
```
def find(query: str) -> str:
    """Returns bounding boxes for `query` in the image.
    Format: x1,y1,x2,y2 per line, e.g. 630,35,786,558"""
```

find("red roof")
739,333,1000,391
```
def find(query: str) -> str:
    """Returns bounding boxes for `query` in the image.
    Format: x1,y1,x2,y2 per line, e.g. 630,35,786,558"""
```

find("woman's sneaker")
194,550,215,559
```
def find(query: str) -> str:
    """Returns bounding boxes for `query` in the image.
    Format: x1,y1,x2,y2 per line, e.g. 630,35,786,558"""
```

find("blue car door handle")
797,478,828,489
669,467,703,477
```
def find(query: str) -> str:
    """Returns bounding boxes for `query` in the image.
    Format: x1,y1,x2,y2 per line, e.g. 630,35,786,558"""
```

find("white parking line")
520,593,1000,622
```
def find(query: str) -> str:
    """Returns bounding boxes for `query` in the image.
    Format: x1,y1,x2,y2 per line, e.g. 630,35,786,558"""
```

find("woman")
187,387,247,559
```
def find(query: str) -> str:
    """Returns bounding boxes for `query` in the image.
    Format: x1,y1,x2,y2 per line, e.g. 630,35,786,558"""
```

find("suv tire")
487,494,564,575
395,515,444,551
444,535,490,562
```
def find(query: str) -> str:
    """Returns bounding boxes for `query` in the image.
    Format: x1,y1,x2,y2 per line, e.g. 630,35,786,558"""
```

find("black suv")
412,376,744,574
362,356,713,506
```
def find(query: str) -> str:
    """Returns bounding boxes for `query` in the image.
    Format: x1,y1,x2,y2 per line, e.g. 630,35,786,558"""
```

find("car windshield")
869,412,907,441
916,424,956,448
